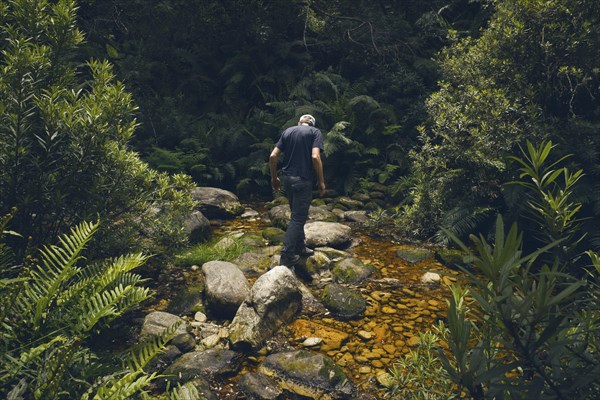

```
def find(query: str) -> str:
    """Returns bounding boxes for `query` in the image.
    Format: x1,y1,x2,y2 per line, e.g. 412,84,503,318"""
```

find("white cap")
299,114,316,126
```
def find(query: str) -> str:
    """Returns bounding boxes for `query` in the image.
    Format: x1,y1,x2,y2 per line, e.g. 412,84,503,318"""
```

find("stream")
149,203,461,399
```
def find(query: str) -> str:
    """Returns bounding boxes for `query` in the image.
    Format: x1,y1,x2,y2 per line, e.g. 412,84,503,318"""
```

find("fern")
434,205,495,246
0,220,160,399
83,322,183,400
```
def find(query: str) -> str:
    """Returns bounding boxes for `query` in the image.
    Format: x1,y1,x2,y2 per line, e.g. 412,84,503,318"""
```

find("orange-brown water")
207,211,460,398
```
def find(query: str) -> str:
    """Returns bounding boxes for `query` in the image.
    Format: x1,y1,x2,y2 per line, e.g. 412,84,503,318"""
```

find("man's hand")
272,176,281,193
318,181,326,197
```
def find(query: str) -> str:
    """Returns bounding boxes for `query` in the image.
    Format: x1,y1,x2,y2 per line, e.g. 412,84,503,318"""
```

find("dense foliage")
0,0,195,257
404,0,600,242
75,0,487,197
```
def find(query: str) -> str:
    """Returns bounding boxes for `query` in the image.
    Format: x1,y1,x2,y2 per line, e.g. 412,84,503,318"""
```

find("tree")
0,0,194,256
404,0,600,239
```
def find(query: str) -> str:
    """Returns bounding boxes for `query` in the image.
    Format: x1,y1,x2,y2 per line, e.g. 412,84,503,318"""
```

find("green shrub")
386,331,456,400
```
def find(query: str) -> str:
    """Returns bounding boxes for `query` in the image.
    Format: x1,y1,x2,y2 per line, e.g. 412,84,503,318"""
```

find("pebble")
383,344,396,354
359,366,372,374
381,306,396,314
194,312,207,322
357,330,373,340
302,337,323,347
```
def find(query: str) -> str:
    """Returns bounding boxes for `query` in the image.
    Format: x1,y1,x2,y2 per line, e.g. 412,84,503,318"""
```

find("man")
269,114,326,267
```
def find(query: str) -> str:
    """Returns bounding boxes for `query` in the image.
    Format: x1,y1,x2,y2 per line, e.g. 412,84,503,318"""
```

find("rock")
321,284,367,319
268,205,291,229
434,248,468,270
234,252,272,274
258,350,355,399
139,311,189,340
304,222,352,249
357,330,373,340
162,349,242,385
167,285,203,316
262,227,285,244
352,193,371,202
229,266,302,351
190,187,244,219
194,312,207,322
202,261,250,319
302,337,323,347
171,332,196,353
336,197,364,209
420,271,441,285
148,344,181,371
304,251,331,275
332,258,375,284
214,236,237,250
241,209,260,219
239,372,283,400
190,377,219,400
343,210,369,224
315,247,350,260
269,205,337,229
396,248,433,264
183,210,211,243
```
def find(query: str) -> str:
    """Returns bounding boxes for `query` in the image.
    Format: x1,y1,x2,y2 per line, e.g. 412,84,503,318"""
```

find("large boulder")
229,266,302,351
258,350,355,399
202,261,250,319
161,349,242,386
183,210,211,243
190,187,244,219
304,222,352,249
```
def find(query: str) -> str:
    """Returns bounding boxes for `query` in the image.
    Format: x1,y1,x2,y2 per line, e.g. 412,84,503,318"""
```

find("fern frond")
434,206,496,246
127,321,182,372
88,370,156,400
22,221,99,329
77,284,150,332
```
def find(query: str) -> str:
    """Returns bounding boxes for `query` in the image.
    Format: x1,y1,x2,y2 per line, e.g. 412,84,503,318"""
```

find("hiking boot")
300,247,314,257
280,254,300,267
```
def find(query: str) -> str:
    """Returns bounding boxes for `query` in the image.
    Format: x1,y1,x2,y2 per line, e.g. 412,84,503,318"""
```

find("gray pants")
281,175,312,260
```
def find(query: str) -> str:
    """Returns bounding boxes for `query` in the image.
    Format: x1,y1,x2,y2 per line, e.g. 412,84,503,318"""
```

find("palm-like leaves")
0,220,155,399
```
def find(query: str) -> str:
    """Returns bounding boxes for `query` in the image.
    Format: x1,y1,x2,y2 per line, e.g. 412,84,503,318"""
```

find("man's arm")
312,147,326,197
269,147,282,193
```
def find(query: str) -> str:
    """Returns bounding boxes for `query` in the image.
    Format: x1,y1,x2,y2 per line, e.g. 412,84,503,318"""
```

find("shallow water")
204,209,460,399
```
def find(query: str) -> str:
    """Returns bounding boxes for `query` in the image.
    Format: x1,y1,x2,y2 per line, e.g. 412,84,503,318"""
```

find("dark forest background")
1,1,600,399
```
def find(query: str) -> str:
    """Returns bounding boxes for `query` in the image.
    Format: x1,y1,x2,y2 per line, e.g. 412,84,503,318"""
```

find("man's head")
298,114,316,126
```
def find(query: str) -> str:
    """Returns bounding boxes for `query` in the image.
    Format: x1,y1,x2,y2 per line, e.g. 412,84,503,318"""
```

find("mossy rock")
332,258,375,284
434,248,467,269
311,198,326,207
396,248,433,264
321,283,367,319
262,227,286,245
258,350,354,399
267,196,289,208
241,233,264,248
304,252,332,275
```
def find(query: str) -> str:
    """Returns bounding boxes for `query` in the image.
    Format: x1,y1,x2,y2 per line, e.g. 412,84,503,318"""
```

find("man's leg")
281,176,311,265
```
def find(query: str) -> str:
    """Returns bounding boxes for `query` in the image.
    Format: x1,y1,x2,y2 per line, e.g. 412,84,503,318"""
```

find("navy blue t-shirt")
276,124,324,180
